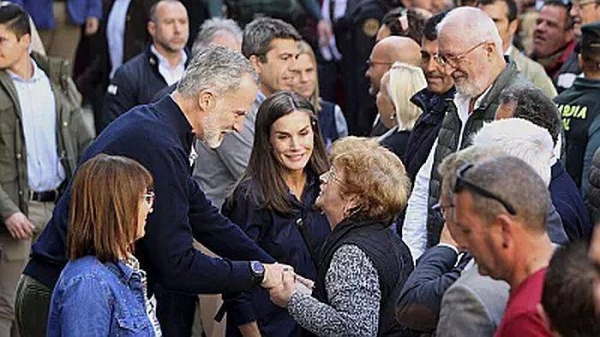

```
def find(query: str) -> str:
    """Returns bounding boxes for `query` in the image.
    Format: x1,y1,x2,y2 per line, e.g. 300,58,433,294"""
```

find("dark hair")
477,0,518,22
498,85,561,146
68,154,153,262
423,10,448,41
242,17,301,62
382,7,427,44
0,2,30,38
542,243,600,337
240,91,328,214
542,0,575,29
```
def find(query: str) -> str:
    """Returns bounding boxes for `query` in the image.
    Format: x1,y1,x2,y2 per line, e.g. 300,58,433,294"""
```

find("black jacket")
100,46,190,130
402,87,456,182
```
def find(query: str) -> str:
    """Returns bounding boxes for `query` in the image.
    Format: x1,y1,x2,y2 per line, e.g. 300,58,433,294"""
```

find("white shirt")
8,59,65,192
107,0,132,79
150,45,187,86
402,86,492,261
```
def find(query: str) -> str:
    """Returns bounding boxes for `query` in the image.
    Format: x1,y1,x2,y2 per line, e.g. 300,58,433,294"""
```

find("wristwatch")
249,261,265,285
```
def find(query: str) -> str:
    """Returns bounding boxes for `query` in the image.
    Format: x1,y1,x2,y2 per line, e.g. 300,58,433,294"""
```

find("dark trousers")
14,275,52,337
154,284,198,336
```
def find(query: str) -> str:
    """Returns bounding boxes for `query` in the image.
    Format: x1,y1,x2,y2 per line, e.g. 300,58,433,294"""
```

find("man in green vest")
402,6,530,260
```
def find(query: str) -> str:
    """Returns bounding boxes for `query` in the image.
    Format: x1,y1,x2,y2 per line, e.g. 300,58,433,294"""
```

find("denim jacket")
48,255,158,336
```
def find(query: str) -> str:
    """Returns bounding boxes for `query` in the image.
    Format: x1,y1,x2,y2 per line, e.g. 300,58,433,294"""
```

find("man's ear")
497,214,514,249
508,19,518,38
249,55,263,74
198,91,216,111
147,21,156,38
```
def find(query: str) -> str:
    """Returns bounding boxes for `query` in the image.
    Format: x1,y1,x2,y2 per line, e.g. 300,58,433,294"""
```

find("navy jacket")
550,161,592,241
402,87,456,182
380,129,411,161
24,97,274,294
101,46,189,130
396,246,469,333
222,176,330,336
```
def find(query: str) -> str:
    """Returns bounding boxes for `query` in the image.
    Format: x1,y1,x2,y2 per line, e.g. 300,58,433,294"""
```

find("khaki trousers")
0,201,53,337
38,2,81,67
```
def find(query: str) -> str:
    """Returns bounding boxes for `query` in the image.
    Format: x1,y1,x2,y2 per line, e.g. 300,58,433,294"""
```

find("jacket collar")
572,77,600,90
475,58,520,111
410,87,456,117
104,259,136,284
152,95,195,152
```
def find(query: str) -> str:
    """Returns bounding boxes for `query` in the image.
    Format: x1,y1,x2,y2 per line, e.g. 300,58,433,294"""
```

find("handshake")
262,263,314,308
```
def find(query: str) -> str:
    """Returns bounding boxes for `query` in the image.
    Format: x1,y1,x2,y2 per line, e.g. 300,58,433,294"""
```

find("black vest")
310,218,414,336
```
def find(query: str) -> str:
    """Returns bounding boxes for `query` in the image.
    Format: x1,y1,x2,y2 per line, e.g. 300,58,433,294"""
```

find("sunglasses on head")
453,164,517,216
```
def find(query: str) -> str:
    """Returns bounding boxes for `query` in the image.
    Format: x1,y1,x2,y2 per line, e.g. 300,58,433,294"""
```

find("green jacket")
426,61,531,247
0,52,94,231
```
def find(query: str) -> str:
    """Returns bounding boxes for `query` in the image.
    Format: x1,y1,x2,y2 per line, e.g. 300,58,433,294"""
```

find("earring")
390,113,396,120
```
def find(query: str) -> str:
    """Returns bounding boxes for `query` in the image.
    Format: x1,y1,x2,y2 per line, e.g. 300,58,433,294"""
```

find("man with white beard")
402,6,532,260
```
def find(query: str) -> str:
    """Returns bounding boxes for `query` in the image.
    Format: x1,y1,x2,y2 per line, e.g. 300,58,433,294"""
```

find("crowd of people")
0,0,600,336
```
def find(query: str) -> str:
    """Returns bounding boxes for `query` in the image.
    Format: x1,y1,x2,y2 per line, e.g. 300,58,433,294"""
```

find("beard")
454,75,485,98
201,113,225,149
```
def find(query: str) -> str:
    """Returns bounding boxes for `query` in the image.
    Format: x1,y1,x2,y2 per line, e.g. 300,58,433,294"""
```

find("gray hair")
437,7,503,58
460,156,549,231
498,84,561,146
472,118,553,186
191,18,243,55
176,46,258,97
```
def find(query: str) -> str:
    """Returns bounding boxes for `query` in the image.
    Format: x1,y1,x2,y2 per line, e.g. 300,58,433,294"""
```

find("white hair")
472,118,553,186
437,7,503,58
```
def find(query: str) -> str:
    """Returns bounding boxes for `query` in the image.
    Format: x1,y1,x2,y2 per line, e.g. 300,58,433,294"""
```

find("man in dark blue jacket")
100,0,190,130
16,46,287,337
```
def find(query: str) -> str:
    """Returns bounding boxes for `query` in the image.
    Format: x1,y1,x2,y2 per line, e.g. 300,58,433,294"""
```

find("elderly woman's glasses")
435,41,487,68
453,164,517,216
322,167,344,186
144,191,155,207
432,202,455,223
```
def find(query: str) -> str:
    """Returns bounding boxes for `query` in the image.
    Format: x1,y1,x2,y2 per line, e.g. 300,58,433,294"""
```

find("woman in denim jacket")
47,154,160,336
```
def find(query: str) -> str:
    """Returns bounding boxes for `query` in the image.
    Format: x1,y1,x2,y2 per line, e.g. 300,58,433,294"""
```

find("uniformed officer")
554,21,600,194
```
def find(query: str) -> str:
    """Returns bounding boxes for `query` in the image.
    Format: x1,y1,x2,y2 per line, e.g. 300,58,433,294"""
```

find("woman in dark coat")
222,91,331,336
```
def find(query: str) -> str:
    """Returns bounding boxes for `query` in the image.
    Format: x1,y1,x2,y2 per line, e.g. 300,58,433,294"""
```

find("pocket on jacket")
116,315,150,334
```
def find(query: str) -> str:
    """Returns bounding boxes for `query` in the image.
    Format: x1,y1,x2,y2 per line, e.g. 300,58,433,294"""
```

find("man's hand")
238,321,262,337
4,212,35,240
317,19,333,47
261,263,293,289
84,17,99,36
439,222,459,249
269,270,296,308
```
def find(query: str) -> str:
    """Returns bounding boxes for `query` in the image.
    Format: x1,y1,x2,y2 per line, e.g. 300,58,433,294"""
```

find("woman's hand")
269,270,296,308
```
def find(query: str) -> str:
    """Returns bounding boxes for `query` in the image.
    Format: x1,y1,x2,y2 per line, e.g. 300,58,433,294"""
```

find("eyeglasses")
453,164,517,215
322,167,344,186
143,191,155,207
432,202,455,223
366,59,393,68
576,0,595,7
436,41,488,69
